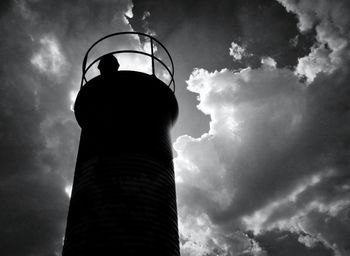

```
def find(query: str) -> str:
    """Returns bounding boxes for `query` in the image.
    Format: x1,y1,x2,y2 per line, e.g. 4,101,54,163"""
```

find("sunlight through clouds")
174,58,308,255
2,0,350,255
64,184,72,198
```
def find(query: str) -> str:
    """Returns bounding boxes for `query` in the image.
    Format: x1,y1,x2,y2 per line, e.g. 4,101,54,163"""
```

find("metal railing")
80,32,175,92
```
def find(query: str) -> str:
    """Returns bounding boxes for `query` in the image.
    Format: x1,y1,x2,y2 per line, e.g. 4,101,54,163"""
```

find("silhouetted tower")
62,32,179,255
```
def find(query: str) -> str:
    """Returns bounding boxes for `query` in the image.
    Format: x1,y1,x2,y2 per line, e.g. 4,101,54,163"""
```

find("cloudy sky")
1,0,350,255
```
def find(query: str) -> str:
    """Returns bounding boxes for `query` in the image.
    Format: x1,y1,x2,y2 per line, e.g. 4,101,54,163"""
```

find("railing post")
151,38,155,76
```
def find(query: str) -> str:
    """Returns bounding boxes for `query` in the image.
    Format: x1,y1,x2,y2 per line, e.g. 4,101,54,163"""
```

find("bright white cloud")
123,1,134,23
31,35,67,77
229,42,247,61
175,60,311,255
295,44,335,83
261,57,277,69
175,42,350,255
298,234,320,248
277,0,350,83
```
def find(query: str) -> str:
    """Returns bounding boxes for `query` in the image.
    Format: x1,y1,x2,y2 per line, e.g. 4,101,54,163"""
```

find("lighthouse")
62,32,179,256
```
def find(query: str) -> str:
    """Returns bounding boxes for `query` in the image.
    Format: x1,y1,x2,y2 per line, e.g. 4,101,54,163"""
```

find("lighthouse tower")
62,32,179,256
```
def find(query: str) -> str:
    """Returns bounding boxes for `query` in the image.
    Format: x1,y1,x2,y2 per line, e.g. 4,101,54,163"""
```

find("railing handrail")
81,32,175,92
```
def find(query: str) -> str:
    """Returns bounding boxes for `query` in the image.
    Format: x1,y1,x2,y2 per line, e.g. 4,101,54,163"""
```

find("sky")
0,0,350,255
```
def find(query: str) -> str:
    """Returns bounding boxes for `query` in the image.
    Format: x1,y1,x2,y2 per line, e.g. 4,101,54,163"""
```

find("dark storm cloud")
0,176,68,256
0,0,133,255
129,0,315,70
302,208,350,255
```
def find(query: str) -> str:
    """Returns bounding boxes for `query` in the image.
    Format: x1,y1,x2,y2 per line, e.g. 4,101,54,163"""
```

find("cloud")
229,42,248,61
277,0,350,83
252,230,334,256
174,49,350,256
170,1,350,254
31,35,68,77
174,62,308,255
261,57,277,69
